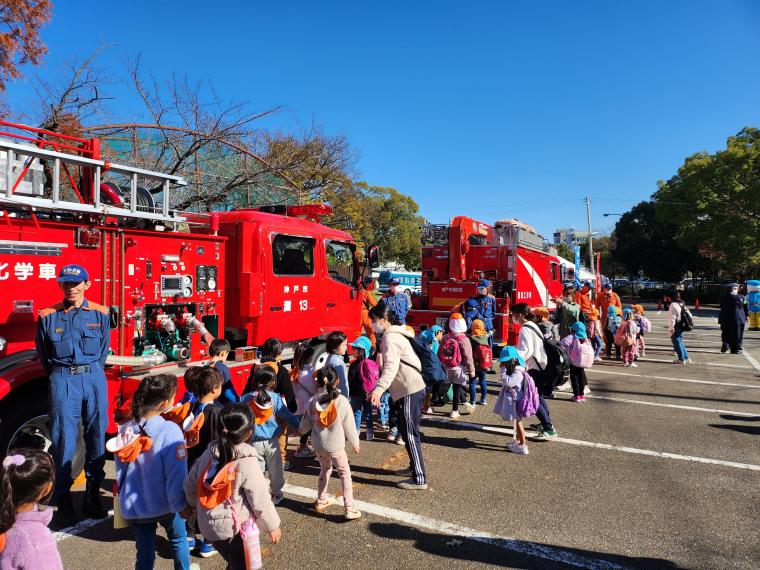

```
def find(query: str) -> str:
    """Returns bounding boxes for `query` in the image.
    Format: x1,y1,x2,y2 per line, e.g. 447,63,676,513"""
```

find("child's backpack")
525,325,569,388
615,322,635,347
639,315,652,333
438,334,463,369
405,336,447,385
474,343,493,370
359,358,380,393
569,338,595,368
607,316,620,335
678,302,694,331
516,371,540,418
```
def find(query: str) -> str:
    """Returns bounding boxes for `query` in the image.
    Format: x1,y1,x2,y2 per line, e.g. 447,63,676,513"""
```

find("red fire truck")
407,216,567,344
0,120,376,467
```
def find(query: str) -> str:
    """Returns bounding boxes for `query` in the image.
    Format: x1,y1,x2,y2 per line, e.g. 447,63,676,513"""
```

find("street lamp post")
585,196,595,276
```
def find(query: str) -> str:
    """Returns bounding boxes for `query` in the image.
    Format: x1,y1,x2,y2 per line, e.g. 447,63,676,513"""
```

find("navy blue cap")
57,264,89,283
390,278,401,286
477,279,491,288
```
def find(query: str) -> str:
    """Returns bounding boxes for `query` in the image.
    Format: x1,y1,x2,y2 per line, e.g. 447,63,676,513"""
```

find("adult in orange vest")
596,282,622,327
574,280,595,319
360,277,378,347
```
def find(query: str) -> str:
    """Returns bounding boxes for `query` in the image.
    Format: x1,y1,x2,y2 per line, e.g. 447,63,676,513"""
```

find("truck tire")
310,343,329,371
0,389,85,479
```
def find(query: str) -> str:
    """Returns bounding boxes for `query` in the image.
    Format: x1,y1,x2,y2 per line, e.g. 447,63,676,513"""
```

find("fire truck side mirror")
367,245,380,269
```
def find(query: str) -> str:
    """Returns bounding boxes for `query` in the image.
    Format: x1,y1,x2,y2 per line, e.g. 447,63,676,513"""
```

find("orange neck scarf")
248,398,274,425
115,435,153,463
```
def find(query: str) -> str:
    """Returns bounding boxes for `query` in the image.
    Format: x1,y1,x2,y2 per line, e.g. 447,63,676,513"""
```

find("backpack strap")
523,323,547,371
385,331,423,375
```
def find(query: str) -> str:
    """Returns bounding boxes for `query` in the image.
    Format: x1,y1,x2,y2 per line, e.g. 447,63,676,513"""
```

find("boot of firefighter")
54,492,77,527
81,479,107,519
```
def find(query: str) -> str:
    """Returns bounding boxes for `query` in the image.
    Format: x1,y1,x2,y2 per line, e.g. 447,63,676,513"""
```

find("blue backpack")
403,336,447,385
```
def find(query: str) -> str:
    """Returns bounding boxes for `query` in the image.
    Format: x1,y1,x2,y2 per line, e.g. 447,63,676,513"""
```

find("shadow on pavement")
719,413,760,422
367,521,682,569
591,387,760,406
709,423,760,436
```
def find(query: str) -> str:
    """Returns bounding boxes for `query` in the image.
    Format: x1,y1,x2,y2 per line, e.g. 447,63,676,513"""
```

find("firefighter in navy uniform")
35,264,111,526
469,279,497,351
382,277,410,324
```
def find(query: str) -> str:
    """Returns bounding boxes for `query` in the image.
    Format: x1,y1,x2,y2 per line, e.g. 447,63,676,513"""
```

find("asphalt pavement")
55,305,760,569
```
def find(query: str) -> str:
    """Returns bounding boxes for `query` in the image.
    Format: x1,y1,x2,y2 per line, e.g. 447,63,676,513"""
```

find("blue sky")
6,0,760,238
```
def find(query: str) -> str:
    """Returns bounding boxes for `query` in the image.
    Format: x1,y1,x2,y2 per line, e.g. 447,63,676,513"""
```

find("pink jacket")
0,508,63,570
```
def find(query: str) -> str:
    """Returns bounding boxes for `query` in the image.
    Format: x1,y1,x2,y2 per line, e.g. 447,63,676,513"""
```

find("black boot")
54,492,77,527
81,480,107,519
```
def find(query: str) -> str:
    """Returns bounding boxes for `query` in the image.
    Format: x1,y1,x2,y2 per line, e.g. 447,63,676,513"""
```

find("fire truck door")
267,234,321,341
322,240,359,334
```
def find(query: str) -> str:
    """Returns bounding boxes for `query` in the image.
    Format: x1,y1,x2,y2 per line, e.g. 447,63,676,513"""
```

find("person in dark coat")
718,283,749,354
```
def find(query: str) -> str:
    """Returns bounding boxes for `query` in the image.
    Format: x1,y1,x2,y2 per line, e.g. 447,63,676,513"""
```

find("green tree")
612,201,692,281
654,127,760,274
555,242,574,261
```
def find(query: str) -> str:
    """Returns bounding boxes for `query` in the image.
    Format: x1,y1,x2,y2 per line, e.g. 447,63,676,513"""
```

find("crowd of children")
0,284,656,569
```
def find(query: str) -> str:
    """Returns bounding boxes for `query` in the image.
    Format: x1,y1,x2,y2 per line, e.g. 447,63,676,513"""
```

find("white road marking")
588,368,760,388
425,418,760,472
54,513,112,543
634,357,752,370
283,484,627,570
562,393,759,417
743,350,760,373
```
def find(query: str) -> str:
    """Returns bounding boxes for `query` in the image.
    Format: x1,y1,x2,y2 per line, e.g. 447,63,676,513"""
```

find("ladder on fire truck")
0,121,187,224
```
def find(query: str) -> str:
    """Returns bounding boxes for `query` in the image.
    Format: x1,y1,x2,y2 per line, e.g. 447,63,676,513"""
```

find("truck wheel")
0,393,85,479
310,343,329,371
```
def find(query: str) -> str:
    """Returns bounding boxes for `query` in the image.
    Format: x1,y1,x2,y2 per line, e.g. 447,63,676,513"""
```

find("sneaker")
294,446,316,458
199,541,217,558
449,410,461,419
594,356,602,362
314,497,336,512
187,537,197,550
464,402,476,412
282,460,292,471
271,493,284,505
623,363,630,367
673,359,686,365
387,432,397,442
380,423,389,431
555,381,571,392
422,407,435,415
513,444,529,455
532,429,558,441
571,395,580,402
583,386,591,395
344,507,362,520
506,439,520,450
578,396,586,402
641,352,646,357
477,400,487,406
397,478,428,490
395,435,405,446
366,431,375,442
630,363,638,368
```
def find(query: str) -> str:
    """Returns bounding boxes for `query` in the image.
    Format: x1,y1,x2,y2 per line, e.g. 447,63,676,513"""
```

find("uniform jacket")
718,293,748,327
574,287,594,316
184,443,281,541
372,326,425,402
299,394,359,454
470,294,497,331
114,415,188,520
35,298,110,372
382,291,410,323
0,508,63,570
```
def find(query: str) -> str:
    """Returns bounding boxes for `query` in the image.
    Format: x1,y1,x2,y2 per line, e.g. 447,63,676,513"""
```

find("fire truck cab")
407,216,566,345
0,120,373,467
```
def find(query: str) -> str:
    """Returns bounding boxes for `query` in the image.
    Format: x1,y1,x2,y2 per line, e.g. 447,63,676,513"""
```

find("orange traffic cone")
695,298,700,310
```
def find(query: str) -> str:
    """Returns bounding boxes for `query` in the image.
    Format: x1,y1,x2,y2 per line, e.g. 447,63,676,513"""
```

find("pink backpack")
474,344,493,370
438,334,463,369
359,359,380,393
569,338,595,368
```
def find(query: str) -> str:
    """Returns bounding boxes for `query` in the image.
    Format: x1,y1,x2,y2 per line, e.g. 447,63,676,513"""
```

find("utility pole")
585,196,595,276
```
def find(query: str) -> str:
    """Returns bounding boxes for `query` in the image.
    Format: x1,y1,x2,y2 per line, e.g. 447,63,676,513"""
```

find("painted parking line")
587,368,760,388
634,357,752,370
54,513,112,543
743,350,760,373
555,393,760,417
424,418,760,472
283,484,627,570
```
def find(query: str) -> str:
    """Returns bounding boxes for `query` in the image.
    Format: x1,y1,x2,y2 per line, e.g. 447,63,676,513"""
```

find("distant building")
553,227,593,247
